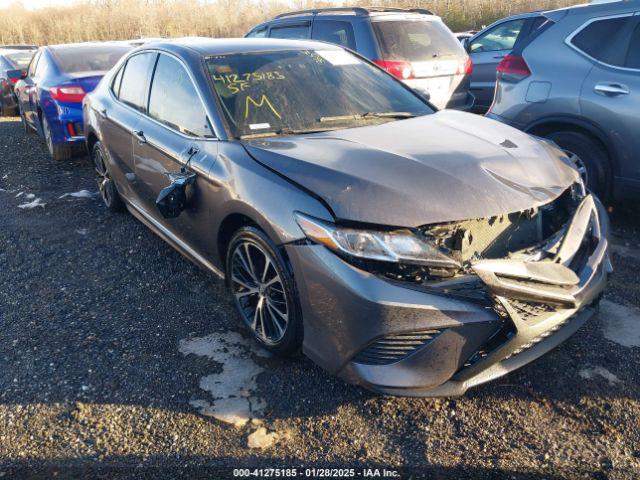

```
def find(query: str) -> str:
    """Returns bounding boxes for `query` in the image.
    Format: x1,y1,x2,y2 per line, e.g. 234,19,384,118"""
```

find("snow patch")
24,193,35,200
579,366,620,385
600,300,640,348
59,190,98,199
247,427,278,449
17,198,46,209
179,332,270,427
76,228,88,235
15,192,23,198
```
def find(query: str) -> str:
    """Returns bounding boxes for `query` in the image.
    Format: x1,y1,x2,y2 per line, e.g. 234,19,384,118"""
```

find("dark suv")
247,7,475,110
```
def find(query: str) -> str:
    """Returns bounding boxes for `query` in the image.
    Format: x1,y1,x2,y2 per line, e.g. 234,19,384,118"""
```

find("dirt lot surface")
1,116,639,479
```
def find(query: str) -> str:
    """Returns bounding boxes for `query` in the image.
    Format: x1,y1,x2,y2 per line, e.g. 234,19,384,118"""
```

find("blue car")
15,42,131,160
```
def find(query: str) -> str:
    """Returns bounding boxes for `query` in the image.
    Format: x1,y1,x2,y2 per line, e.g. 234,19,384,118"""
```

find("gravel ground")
0,116,639,480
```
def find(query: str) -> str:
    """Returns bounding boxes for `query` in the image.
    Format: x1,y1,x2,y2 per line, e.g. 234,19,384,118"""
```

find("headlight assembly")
294,212,460,270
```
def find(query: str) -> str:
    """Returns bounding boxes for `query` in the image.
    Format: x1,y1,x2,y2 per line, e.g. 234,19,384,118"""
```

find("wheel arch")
524,115,619,177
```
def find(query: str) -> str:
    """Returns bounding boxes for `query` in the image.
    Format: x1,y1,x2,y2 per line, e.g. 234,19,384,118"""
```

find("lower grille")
353,330,442,366
509,299,555,322
504,318,570,360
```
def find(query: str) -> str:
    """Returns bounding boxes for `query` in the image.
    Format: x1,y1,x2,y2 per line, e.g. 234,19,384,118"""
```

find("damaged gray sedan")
83,38,611,396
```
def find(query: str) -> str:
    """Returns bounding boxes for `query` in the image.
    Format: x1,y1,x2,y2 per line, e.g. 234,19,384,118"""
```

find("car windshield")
5,52,34,68
206,49,433,139
372,19,464,61
52,44,131,74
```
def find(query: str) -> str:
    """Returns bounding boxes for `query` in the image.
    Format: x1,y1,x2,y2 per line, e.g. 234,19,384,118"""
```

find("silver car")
463,12,546,111
487,0,640,202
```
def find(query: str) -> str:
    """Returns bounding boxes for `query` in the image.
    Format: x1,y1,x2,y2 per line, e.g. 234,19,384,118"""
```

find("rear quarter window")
625,23,640,69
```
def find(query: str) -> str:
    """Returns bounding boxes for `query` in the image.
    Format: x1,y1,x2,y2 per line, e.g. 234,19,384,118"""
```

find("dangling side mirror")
155,170,196,219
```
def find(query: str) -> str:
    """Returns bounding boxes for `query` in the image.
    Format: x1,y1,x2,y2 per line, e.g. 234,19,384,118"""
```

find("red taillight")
9,77,19,85
457,56,473,76
497,55,531,82
373,59,415,80
67,122,76,136
50,85,86,103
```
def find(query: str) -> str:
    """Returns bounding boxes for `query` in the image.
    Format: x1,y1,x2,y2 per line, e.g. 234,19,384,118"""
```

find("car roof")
136,37,345,56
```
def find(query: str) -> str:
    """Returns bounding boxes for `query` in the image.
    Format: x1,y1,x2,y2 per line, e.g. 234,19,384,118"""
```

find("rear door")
101,51,157,202
132,52,218,258
467,17,529,107
576,13,640,190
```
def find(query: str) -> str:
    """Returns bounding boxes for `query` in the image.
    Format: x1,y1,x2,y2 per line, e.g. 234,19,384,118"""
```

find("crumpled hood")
242,110,579,227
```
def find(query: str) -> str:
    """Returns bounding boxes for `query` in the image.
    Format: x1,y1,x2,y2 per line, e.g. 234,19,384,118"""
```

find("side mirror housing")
155,171,196,219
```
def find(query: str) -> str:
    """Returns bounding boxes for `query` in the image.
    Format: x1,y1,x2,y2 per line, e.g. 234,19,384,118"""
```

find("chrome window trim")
564,11,640,73
107,49,222,141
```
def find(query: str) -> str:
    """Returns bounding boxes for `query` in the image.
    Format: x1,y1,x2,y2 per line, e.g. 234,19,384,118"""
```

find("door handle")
594,83,630,97
493,55,505,59
133,130,146,144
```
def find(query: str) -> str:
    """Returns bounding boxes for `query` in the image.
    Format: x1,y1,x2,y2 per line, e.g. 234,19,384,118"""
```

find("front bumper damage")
285,193,611,396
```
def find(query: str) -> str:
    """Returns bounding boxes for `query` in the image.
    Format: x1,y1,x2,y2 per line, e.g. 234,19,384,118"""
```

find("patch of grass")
0,0,580,45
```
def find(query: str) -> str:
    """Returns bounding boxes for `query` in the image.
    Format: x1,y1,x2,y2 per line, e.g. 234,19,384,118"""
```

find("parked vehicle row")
4,3,634,397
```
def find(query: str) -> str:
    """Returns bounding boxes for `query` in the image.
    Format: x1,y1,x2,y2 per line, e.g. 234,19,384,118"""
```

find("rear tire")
226,226,303,356
544,131,611,201
42,115,72,161
92,141,125,213
20,110,34,135
1,104,15,117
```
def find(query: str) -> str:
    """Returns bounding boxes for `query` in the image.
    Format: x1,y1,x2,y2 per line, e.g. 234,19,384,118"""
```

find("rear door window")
269,23,310,39
148,54,212,138
118,52,156,112
312,20,356,50
625,22,640,69
372,19,463,61
469,19,526,53
570,16,632,67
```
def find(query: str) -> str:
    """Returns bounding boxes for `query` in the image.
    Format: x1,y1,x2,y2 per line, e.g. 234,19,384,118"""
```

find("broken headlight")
294,212,460,269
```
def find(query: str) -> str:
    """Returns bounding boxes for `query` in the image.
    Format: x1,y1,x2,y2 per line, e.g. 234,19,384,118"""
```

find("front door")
131,53,218,259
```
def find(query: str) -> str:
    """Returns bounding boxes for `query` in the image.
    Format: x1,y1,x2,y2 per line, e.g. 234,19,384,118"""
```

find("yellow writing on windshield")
244,95,281,119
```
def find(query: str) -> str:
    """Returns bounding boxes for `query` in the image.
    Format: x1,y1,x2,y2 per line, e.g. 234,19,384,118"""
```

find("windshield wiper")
239,127,337,140
319,112,417,123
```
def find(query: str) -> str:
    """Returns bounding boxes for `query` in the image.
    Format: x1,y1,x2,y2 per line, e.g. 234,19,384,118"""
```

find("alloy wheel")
43,117,54,155
563,149,589,187
93,147,113,207
230,240,289,345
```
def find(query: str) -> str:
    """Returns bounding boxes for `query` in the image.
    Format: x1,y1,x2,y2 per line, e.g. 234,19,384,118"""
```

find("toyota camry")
83,38,611,396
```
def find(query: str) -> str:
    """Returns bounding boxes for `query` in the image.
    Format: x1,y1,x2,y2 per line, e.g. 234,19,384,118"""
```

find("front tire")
92,141,125,213
42,115,72,161
544,131,611,201
226,226,303,356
